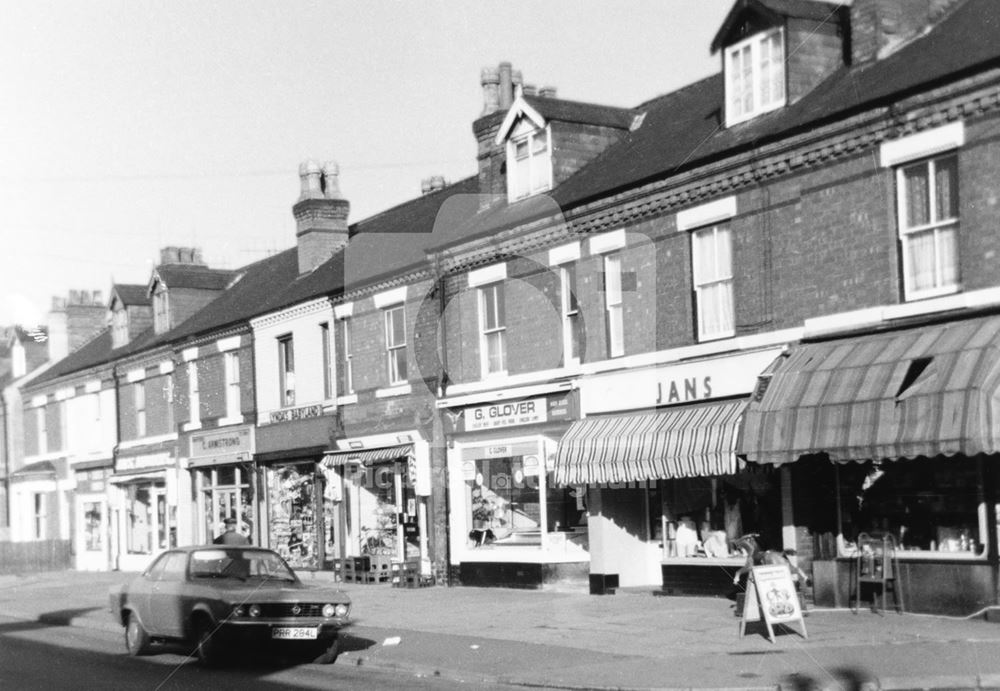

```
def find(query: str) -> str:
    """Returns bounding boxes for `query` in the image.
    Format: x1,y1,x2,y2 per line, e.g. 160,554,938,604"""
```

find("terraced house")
8,0,1000,616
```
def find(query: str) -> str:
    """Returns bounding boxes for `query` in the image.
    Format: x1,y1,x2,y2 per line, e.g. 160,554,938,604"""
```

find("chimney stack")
851,0,965,64
498,62,514,110
539,86,557,99
47,288,107,361
294,159,350,275
158,246,206,267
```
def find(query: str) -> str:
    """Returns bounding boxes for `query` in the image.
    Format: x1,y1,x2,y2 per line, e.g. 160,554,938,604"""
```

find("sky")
0,1,730,327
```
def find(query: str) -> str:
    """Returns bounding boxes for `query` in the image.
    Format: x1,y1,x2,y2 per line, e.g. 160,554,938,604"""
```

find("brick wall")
786,17,845,105
551,122,628,188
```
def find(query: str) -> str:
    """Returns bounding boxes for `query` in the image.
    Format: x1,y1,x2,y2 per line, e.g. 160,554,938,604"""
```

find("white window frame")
112,305,128,348
507,124,553,201
560,264,581,365
34,492,47,539
478,282,507,377
36,406,47,455
691,224,736,341
604,253,625,358
320,322,333,400
339,316,354,395
278,334,295,407
187,361,200,427
134,382,146,438
384,305,408,386
153,287,169,331
896,153,960,301
224,351,240,420
725,27,785,126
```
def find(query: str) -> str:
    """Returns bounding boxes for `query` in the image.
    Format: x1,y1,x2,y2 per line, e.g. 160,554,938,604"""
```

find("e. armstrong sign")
188,426,253,468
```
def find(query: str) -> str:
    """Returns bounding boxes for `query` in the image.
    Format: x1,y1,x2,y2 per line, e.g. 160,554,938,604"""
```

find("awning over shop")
554,399,745,485
322,444,413,468
739,314,1000,466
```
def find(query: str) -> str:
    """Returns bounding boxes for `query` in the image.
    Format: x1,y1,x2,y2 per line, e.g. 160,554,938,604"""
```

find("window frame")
560,264,582,365
277,334,295,407
224,351,240,419
603,253,625,359
384,306,408,386
724,27,786,126
507,124,553,201
478,282,507,377
187,361,200,426
134,381,146,438
691,223,736,342
895,152,961,301
338,316,354,395
320,322,333,400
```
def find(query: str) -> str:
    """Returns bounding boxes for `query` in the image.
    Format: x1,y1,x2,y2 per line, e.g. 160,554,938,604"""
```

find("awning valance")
322,444,412,468
554,400,745,485
739,314,1000,465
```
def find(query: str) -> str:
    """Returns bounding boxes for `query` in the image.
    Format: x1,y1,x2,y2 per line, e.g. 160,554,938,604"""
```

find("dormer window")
506,122,552,201
111,303,128,349
725,28,785,126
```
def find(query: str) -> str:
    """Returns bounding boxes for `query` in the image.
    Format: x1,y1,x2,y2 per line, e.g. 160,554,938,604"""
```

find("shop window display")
268,464,318,569
661,470,782,558
84,502,103,551
467,456,585,548
836,458,985,557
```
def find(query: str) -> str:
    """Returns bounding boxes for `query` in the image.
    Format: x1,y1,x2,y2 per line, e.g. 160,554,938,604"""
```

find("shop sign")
268,404,324,425
523,454,540,477
465,398,546,431
117,452,172,474
190,427,252,464
581,348,783,414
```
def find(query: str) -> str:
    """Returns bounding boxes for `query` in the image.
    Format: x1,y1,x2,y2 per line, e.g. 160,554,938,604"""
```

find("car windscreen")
189,548,298,582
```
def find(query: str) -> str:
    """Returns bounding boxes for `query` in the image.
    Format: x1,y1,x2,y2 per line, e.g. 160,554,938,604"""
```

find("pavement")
3,569,1000,691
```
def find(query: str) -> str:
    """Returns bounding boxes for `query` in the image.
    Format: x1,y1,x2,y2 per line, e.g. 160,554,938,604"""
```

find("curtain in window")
906,230,936,291
904,164,930,228
935,155,958,220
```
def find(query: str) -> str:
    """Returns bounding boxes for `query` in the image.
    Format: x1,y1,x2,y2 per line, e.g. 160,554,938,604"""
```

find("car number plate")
272,626,318,640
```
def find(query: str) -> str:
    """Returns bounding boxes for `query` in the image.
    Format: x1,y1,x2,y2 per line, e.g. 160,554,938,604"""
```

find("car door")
129,554,167,635
148,551,189,639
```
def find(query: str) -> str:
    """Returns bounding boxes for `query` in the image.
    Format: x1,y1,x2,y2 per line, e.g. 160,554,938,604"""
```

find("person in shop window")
214,517,250,545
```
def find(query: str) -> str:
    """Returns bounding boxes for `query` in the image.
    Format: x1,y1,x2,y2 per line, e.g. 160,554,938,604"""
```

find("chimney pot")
430,175,446,191
321,160,344,200
480,66,501,116
298,159,324,201
539,86,557,98
498,62,514,110
421,177,433,195
522,84,537,97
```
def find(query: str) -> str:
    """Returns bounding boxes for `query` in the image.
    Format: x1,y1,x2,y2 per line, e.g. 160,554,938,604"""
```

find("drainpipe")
1,386,10,531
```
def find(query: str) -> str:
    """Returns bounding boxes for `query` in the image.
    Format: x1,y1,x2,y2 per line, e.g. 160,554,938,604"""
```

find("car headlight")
249,604,261,618
322,604,336,618
335,603,349,618
232,605,244,617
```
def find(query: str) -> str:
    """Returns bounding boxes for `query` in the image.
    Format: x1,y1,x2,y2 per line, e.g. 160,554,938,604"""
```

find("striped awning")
322,444,412,468
554,400,745,485
739,314,1000,466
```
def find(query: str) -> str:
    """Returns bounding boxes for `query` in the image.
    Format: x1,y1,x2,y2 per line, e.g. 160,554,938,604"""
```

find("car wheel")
312,635,340,665
194,619,222,667
125,613,150,656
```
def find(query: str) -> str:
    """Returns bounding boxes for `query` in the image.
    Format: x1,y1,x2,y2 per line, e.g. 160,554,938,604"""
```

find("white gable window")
153,286,169,333
725,28,785,126
112,304,128,348
507,122,552,201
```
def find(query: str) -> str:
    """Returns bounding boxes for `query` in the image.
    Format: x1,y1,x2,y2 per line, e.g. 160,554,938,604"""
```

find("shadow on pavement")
781,666,875,690
37,607,103,626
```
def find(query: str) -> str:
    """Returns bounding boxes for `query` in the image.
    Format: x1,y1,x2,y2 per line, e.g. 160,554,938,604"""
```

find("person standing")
214,517,250,545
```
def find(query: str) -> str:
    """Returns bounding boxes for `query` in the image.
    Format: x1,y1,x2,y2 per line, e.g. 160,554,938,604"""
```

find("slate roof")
521,95,637,130
152,265,238,292
451,0,1000,241
711,0,845,52
30,328,114,384
111,284,150,307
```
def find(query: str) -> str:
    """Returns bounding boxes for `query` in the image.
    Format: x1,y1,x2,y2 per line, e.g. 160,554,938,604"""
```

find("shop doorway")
196,465,254,544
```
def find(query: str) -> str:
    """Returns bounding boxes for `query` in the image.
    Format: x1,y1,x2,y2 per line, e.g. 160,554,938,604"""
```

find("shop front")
321,431,432,579
740,313,1000,615
187,425,256,545
555,348,785,594
109,445,180,572
255,407,339,572
444,385,586,589
73,458,112,571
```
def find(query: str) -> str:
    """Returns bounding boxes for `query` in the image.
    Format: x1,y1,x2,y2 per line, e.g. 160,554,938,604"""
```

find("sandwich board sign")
738,564,807,642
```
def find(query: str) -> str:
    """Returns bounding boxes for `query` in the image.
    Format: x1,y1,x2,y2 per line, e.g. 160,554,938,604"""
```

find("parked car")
108,545,350,666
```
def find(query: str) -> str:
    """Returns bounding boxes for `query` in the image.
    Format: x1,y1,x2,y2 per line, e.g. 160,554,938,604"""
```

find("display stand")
738,564,808,642
852,532,904,614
